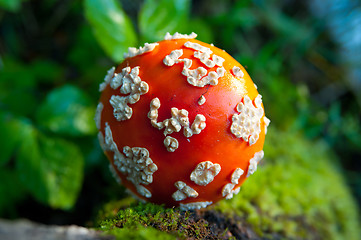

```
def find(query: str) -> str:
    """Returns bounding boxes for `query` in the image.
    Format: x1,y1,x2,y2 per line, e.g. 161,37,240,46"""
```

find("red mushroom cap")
95,32,270,210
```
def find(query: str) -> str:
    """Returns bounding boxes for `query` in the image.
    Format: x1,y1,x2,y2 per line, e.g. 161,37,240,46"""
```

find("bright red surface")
99,38,266,207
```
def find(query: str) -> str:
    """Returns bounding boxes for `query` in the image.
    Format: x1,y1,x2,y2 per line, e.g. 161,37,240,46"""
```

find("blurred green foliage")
138,0,191,43
0,0,24,12
84,0,137,62
0,0,360,238
0,1,101,215
36,85,97,136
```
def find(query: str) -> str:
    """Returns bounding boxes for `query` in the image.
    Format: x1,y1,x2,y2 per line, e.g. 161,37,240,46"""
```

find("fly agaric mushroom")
95,32,270,211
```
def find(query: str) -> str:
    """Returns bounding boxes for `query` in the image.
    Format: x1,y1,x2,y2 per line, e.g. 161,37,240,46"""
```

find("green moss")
216,126,361,239
98,201,230,239
98,202,200,239
99,202,177,239
100,221,176,240
95,197,137,225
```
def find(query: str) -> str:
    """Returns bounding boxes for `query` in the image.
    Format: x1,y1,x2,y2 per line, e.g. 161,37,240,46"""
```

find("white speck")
190,161,221,186
113,145,158,188
164,42,226,88
136,185,152,198
222,183,240,200
231,168,244,184
172,181,198,201
109,66,149,121
148,98,206,138
230,94,264,145
164,136,179,152
110,72,123,89
179,201,212,211
172,189,187,201
102,123,157,200
191,114,206,134
109,95,133,121
104,122,118,152
231,66,244,78
184,41,212,54
212,54,225,67
264,116,270,134
123,42,159,59
246,150,264,177
163,49,184,66
198,95,206,105
164,32,197,40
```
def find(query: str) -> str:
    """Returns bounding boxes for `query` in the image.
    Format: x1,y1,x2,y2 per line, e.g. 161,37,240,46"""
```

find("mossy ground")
98,201,241,239
97,126,361,240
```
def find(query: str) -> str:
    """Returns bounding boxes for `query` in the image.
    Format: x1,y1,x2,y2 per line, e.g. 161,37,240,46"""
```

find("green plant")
0,0,24,12
84,0,213,62
0,79,92,212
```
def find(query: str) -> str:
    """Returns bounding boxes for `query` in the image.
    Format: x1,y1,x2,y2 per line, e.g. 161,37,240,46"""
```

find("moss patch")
100,222,176,240
97,198,287,239
98,202,232,239
216,126,361,239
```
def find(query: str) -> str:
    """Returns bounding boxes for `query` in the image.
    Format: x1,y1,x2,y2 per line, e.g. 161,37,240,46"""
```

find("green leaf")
0,56,65,116
0,0,22,12
16,124,84,209
36,85,97,137
84,0,137,62
30,59,63,83
139,0,191,42
0,112,25,166
67,25,105,72
187,18,214,44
